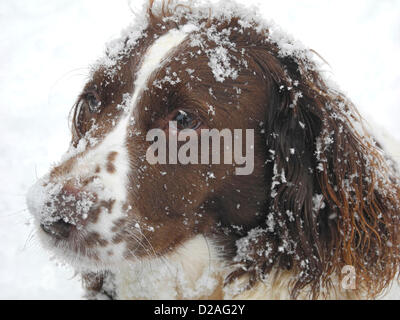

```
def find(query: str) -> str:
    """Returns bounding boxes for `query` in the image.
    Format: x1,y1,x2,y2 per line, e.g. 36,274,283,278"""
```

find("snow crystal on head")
90,0,324,84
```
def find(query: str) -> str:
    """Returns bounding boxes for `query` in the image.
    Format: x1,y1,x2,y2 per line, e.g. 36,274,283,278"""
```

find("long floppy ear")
231,47,400,299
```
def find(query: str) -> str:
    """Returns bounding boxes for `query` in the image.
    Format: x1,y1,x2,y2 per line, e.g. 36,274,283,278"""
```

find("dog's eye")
173,110,201,130
73,91,102,138
85,92,102,114
73,100,86,137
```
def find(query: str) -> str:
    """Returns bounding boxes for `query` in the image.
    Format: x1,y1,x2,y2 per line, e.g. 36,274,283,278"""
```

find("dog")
27,0,400,299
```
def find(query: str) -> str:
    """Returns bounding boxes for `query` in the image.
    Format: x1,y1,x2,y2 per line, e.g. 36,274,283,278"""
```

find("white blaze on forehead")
128,25,196,115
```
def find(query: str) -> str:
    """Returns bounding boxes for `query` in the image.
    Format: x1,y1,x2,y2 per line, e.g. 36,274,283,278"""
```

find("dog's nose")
40,220,73,240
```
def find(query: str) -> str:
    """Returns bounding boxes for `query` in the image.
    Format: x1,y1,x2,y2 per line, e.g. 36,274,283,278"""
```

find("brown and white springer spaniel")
27,0,399,300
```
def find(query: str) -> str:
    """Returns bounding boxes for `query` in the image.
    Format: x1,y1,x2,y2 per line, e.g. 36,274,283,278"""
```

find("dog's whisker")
2,208,29,219
134,228,159,258
22,229,36,251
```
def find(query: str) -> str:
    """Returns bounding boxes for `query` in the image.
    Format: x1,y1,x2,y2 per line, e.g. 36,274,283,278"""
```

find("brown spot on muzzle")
106,151,118,174
50,157,76,180
87,199,116,224
62,181,81,197
86,232,109,248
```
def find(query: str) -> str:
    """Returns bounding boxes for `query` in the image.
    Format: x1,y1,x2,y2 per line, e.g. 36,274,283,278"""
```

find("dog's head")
27,1,399,298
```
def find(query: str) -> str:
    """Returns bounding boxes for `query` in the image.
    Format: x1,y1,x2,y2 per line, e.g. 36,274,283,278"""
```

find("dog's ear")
230,48,400,299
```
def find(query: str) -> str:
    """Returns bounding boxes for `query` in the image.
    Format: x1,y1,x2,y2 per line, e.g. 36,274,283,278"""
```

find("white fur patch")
129,26,195,112
113,235,224,299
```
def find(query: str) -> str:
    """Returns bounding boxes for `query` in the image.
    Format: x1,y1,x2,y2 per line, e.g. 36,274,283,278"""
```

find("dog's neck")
86,235,361,300
103,235,225,300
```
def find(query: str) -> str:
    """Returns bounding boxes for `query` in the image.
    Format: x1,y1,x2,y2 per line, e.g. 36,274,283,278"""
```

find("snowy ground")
0,0,399,299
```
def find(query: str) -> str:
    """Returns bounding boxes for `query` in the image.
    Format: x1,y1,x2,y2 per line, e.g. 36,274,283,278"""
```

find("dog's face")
27,3,399,298
27,13,271,270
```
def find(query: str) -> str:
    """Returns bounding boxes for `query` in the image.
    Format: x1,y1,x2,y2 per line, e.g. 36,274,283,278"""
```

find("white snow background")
0,0,399,299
